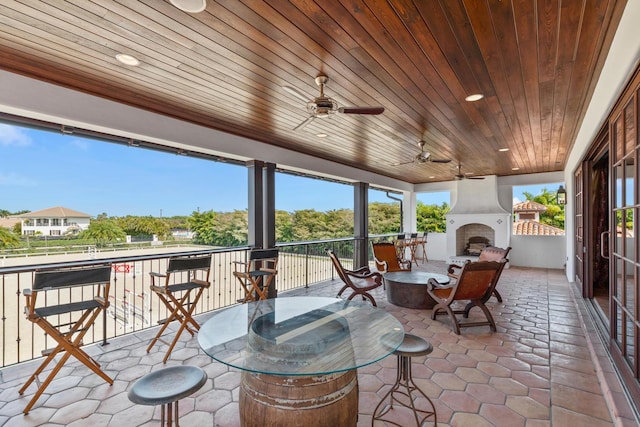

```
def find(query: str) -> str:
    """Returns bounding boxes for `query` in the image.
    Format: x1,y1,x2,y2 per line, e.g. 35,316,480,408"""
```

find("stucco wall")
424,232,566,269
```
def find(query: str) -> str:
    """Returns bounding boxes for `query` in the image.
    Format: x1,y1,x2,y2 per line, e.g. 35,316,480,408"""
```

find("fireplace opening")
455,224,495,256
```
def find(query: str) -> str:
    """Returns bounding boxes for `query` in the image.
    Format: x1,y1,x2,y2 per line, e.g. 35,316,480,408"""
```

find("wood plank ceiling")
0,0,626,184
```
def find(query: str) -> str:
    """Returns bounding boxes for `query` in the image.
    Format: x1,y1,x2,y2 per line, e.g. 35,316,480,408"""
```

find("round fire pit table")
384,271,450,309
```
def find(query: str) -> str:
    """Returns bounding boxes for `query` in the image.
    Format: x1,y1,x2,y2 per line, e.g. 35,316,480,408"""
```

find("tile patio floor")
0,262,637,426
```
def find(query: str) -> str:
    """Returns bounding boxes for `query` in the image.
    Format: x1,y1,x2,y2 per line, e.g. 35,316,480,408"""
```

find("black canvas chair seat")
165,281,207,293
34,300,101,318
147,255,212,363
19,265,113,414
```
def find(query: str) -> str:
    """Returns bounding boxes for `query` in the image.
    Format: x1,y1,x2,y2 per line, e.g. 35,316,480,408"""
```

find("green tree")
189,210,217,245
12,221,22,235
214,210,248,246
189,210,248,246
275,210,295,242
416,202,450,232
368,202,401,234
291,209,328,240
80,220,126,247
524,187,565,229
0,228,21,248
323,209,353,239
116,215,171,239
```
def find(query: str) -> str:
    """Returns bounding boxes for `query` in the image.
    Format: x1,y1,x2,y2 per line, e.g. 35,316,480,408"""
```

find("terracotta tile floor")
0,262,637,426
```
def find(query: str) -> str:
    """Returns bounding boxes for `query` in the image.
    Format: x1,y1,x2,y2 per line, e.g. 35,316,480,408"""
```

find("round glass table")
198,296,404,427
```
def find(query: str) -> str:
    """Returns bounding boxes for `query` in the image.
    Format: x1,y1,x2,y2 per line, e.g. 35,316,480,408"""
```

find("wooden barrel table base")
240,369,358,427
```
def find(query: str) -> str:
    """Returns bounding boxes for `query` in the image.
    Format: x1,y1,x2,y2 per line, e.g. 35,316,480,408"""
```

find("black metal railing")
0,237,387,368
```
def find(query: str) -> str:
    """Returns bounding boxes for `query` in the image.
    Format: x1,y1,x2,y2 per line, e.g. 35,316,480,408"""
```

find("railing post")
305,245,309,288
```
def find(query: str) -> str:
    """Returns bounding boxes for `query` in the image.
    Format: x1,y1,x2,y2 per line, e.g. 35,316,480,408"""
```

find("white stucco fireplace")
446,176,511,264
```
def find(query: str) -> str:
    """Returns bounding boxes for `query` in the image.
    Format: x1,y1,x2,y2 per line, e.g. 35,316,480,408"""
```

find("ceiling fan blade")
391,159,416,166
338,106,384,115
293,116,315,131
467,176,485,180
430,158,452,164
283,85,310,102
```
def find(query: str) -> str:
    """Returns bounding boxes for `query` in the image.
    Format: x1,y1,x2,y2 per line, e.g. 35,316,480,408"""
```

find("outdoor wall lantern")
557,185,567,205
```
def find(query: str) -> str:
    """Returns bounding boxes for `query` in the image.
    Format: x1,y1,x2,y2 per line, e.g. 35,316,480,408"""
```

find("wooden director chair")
233,248,279,302
19,265,113,414
147,255,211,363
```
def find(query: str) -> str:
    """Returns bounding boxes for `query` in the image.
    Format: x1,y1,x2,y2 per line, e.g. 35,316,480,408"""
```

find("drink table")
198,296,403,427
384,271,450,309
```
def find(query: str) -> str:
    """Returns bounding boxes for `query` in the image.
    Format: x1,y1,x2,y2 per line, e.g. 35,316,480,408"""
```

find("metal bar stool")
372,334,437,426
128,365,207,426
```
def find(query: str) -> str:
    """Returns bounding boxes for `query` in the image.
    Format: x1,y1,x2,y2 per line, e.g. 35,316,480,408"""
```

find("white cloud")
0,124,32,146
0,172,37,187
70,138,89,150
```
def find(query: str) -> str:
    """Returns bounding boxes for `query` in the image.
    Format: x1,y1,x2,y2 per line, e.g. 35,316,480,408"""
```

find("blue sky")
0,124,553,217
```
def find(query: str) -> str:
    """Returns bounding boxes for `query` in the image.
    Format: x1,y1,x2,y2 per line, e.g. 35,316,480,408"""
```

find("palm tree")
0,228,21,249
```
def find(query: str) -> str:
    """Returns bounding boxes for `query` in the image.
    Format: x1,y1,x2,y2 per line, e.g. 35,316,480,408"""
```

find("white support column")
402,190,417,233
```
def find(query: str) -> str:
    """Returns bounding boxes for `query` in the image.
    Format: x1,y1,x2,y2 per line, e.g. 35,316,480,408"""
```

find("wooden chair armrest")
428,277,450,291
372,256,387,272
447,264,462,275
350,266,371,275
149,272,166,278
346,270,380,280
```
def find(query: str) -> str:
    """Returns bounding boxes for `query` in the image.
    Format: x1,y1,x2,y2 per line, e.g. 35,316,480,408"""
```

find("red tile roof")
513,220,565,236
19,206,91,218
513,201,548,212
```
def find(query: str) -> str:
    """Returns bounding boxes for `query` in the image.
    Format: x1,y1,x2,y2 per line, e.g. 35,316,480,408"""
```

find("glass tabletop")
198,296,404,376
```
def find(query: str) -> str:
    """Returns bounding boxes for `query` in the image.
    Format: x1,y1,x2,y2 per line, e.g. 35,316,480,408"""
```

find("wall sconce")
557,185,566,205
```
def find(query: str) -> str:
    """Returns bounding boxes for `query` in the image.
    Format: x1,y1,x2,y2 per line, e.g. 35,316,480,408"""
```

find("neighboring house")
512,201,565,236
0,217,21,231
19,206,91,236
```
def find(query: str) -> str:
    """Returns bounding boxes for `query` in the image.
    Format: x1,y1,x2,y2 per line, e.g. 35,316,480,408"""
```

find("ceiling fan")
392,140,452,166
283,75,384,131
454,164,485,180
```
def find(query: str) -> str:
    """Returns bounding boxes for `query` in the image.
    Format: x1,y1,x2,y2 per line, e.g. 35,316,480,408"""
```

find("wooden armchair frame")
428,260,507,334
19,265,113,414
371,241,412,273
448,246,511,304
147,255,212,363
327,249,383,306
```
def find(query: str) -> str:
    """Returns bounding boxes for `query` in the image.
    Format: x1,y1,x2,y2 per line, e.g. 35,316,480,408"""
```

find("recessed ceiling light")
428,176,435,179
498,148,510,152
316,133,328,138
115,53,139,66
465,93,484,102
170,0,206,13
512,167,520,171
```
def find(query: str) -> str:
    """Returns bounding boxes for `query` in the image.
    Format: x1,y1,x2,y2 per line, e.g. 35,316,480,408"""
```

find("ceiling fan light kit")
392,139,452,166
170,0,206,13
284,75,384,130
454,164,485,180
